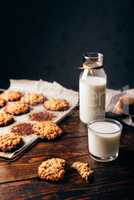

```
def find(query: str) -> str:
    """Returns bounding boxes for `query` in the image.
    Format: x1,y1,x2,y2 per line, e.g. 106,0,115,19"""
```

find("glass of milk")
88,118,122,162
79,52,107,124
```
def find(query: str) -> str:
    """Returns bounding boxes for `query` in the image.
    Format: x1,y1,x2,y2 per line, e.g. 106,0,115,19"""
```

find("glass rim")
84,52,103,59
87,118,122,135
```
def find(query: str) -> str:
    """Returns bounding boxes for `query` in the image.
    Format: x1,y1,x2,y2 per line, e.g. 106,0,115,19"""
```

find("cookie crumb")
29,111,53,121
11,123,34,136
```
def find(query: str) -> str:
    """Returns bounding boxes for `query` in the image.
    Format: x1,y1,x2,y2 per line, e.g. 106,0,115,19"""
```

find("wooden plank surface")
0,108,134,200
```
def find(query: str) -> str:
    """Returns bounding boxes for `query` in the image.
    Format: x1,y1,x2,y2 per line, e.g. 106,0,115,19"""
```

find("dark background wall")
0,0,134,90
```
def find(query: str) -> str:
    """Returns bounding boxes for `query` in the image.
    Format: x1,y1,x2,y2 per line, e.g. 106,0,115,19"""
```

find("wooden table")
0,108,134,200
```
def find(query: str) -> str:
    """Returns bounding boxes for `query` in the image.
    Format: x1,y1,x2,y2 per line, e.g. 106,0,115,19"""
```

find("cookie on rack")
72,161,93,182
38,158,66,181
4,102,30,115
33,121,63,140
1,90,23,101
0,97,6,108
0,132,23,152
0,112,14,127
44,99,70,111
21,93,45,106
29,111,53,122
11,122,34,136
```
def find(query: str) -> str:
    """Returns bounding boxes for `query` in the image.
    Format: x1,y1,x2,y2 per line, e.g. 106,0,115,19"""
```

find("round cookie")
5,102,30,115
0,98,6,108
38,158,66,181
21,93,45,106
0,112,14,127
29,111,53,121
1,90,23,101
0,132,23,152
44,99,69,111
33,121,63,140
11,123,34,136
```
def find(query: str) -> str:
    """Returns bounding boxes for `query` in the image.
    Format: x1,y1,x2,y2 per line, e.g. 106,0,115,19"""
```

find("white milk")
80,76,106,124
88,121,122,160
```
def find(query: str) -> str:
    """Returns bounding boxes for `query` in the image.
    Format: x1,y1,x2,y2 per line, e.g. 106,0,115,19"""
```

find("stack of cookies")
0,90,70,154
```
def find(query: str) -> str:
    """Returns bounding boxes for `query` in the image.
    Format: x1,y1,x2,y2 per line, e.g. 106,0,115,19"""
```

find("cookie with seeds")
38,158,66,181
44,99,69,111
72,161,93,182
0,112,14,127
5,102,30,115
33,121,63,140
11,123,34,136
21,93,45,106
0,98,6,108
0,132,23,152
29,111,53,122
1,90,23,101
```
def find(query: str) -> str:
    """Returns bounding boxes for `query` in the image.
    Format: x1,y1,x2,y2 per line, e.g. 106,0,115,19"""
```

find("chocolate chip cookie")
0,132,23,152
44,99,69,111
33,121,63,140
5,102,30,115
38,158,66,181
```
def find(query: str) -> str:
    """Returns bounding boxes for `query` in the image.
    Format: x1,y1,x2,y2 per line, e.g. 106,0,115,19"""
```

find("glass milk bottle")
79,52,107,124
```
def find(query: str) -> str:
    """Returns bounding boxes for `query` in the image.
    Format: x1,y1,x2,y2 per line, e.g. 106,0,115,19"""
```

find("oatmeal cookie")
0,132,23,152
0,97,6,108
0,112,14,127
1,90,23,101
72,161,93,181
21,93,45,106
33,121,63,140
29,111,53,121
44,99,69,111
11,123,34,136
38,158,66,181
5,102,30,115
